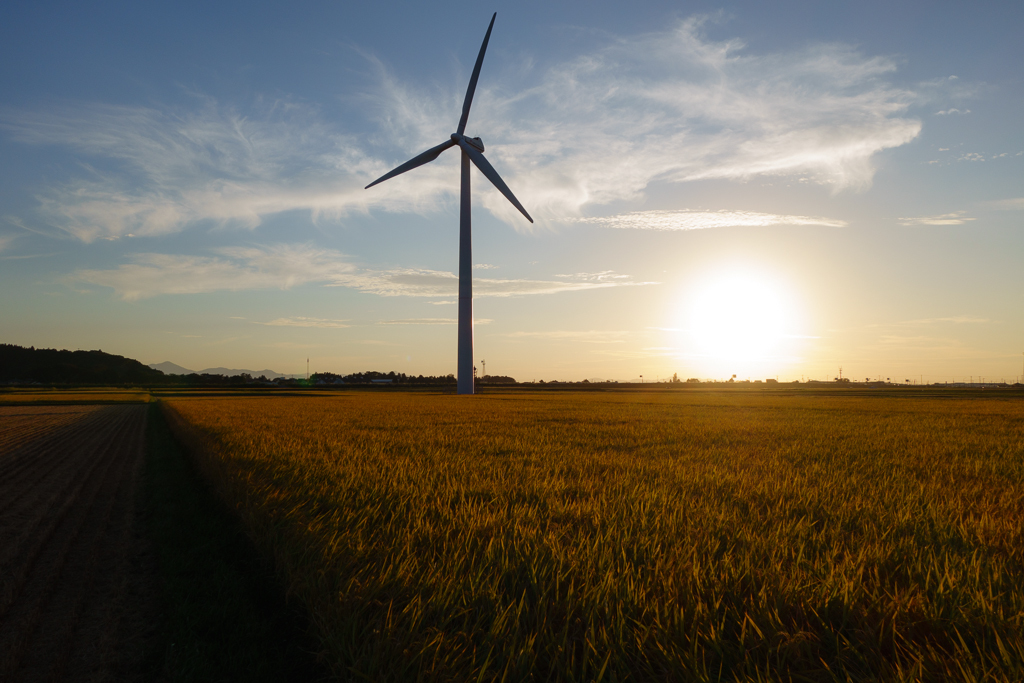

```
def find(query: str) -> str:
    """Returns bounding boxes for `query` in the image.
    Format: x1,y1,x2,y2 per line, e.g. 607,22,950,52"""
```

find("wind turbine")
365,12,532,395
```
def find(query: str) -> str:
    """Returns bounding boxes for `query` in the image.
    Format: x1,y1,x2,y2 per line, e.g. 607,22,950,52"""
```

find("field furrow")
0,406,104,475
0,408,136,576
0,404,152,682
11,408,144,681
0,408,130,521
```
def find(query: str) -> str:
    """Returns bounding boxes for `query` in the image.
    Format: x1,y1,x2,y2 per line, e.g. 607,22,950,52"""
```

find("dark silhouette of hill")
1,343,518,387
0,343,168,385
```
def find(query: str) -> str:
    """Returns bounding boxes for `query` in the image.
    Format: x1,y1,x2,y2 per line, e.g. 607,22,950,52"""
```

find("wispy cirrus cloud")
872,335,977,359
470,16,921,223
553,271,633,281
1,99,448,242
572,210,846,231
377,318,492,325
259,317,350,328
868,316,991,329
986,198,1024,210
898,211,975,226
327,267,654,298
4,16,923,240
503,330,631,344
73,244,355,300
71,243,652,300
901,316,990,325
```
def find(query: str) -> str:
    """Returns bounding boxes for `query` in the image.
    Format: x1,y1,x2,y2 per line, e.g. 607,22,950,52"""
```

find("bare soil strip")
0,404,159,682
0,405,102,453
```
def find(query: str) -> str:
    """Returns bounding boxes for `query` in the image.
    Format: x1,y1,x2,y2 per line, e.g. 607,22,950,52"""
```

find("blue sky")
2,0,1022,382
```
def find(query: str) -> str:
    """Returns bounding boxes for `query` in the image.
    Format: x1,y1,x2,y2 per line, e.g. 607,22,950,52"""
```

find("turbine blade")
456,12,496,136
457,139,533,223
364,139,456,189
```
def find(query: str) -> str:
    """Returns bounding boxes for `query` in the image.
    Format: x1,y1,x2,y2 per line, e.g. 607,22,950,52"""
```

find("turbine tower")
365,12,532,395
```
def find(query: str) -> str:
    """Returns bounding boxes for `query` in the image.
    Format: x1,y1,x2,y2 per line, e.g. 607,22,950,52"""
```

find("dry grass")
0,389,150,404
162,391,1024,682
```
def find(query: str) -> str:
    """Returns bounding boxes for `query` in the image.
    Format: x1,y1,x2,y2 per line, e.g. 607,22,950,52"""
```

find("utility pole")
306,358,309,381
481,359,486,378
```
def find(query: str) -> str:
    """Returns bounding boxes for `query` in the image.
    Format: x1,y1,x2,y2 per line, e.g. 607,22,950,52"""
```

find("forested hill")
0,344,166,384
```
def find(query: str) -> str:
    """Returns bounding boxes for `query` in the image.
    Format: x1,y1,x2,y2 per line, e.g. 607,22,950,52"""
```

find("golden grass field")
162,390,1024,681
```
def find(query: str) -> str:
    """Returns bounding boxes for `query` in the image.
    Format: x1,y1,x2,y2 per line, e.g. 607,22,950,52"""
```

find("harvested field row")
0,404,158,682
0,391,150,406
0,405,100,453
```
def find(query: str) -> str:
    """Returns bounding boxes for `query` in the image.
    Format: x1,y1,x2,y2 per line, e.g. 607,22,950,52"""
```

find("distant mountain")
147,362,297,379
2,344,166,384
197,367,297,380
148,361,195,375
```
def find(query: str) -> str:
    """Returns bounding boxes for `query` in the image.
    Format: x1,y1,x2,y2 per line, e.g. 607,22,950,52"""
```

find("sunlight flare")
681,269,805,375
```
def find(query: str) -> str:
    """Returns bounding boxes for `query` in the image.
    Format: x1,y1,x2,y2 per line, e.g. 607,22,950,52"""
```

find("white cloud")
73,243,355,300
958,153,984,162
0,234,15,253
573,210,846,231
553,271,631,281
503,330,631,344
902,316,990,325
879,335,958,346
474,263,498,269
72,243,651,300
377,318,492,325
266,341,326,349
328,267,654,298
897,211,975,226
2,100,448,242
868,316,991,329
259,317,350,328
470,16,920,223
4,16,920,239
378,318,456,325
986,198,1024,210
935,108,970,115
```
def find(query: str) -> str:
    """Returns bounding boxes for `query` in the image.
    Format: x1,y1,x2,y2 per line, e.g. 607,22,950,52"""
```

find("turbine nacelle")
451,133,484,153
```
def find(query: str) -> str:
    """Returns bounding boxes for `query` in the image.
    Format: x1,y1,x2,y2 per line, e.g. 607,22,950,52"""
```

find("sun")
683,270,801,370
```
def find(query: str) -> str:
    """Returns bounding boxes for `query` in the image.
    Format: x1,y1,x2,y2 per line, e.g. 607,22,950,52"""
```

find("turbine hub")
452,133,484,153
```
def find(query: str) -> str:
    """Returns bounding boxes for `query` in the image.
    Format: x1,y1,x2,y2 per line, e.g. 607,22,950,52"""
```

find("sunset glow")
0,3,1021,384
689,273,793,360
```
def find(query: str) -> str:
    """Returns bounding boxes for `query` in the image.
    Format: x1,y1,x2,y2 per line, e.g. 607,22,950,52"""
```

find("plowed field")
0,404,159,682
